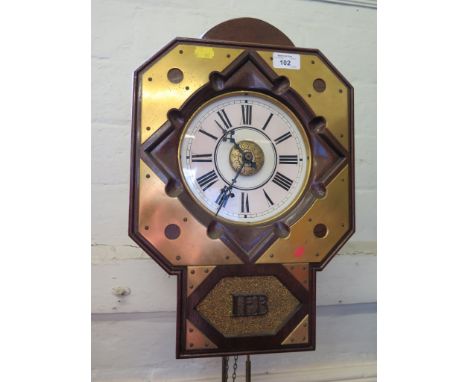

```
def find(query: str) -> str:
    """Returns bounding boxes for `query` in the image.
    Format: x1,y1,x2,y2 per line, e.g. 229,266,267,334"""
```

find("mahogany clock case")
128,35,354,358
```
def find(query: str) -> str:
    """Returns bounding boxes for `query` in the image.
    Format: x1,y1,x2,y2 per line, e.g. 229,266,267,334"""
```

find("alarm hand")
215,162,246,216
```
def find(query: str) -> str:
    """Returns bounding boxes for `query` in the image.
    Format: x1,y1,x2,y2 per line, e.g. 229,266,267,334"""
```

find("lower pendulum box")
179,264,315,357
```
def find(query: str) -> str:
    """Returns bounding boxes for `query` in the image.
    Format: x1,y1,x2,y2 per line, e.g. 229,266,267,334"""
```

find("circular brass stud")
167,68,184,84
313,223,328,238
313,78,326,92
165,224,181,240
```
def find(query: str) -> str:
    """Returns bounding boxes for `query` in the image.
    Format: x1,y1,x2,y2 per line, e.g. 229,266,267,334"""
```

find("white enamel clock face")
179,92,311,224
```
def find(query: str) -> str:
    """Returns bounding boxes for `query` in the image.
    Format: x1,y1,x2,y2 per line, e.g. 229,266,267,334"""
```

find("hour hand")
233,141,244,154
224,131,247,154
215,163,245,215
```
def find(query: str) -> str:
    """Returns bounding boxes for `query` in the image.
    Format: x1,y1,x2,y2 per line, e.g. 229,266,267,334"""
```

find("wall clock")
129,18,354,359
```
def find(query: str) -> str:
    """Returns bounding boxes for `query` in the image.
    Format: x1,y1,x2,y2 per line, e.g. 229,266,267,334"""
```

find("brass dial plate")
229,140,265,176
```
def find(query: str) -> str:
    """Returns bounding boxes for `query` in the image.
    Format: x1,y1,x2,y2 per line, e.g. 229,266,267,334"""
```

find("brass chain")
231,355,238,381
225,357,229,381
223,355,247,382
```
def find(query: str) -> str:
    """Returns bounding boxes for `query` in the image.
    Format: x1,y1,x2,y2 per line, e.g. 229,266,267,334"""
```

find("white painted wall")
92,0,376,380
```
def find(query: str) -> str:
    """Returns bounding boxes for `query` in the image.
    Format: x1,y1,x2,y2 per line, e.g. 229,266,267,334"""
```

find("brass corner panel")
283,263,309,290
281,314,309,345
256,165,350,264
140,43,244,143
257,50,350,149
187,266,216,296
138,160,242,266
186,319,217,350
